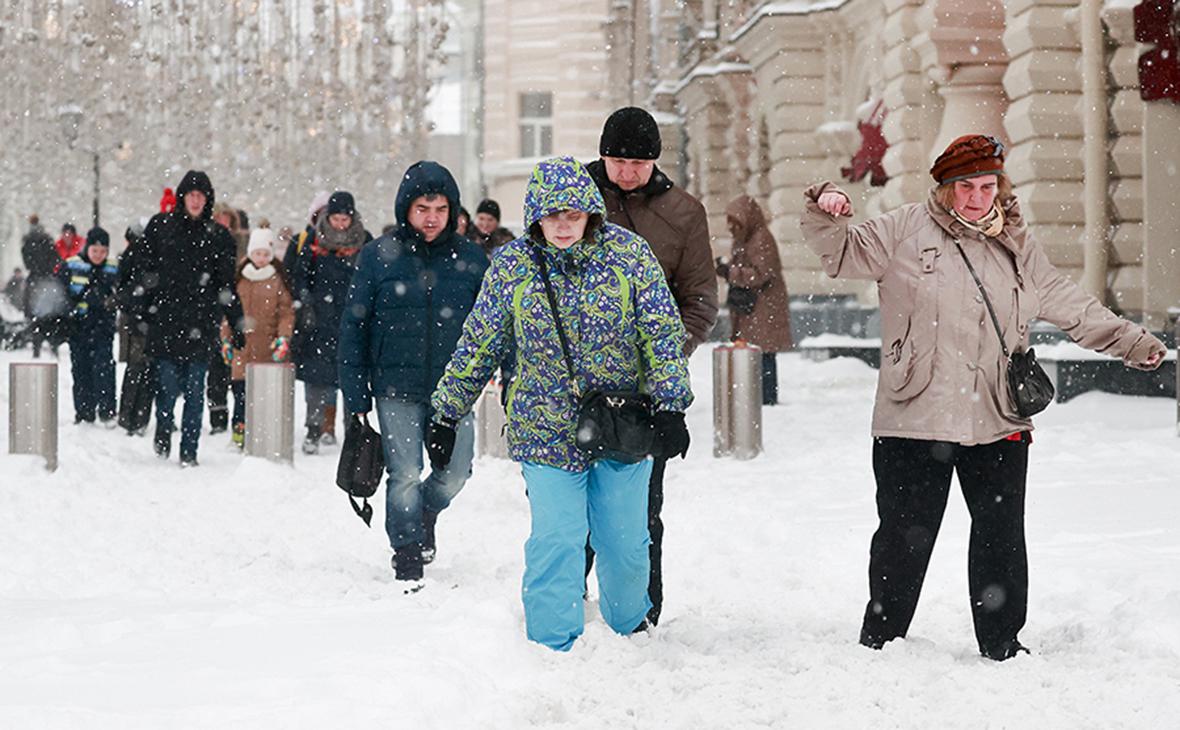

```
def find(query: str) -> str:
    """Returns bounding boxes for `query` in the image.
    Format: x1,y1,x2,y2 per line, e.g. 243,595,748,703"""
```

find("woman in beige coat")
220,228,295,446
716,195,793,404
800,134,1166,661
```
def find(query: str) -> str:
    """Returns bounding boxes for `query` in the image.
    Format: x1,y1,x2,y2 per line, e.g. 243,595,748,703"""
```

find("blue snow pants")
521,459,653,651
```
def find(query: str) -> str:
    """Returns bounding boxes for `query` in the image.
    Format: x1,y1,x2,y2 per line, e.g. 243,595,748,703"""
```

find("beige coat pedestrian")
800,182,1164,445
722,195,793,353
220,266,295,381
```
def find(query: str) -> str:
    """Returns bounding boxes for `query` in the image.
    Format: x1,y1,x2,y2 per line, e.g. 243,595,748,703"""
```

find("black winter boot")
421,510,439,564
392,544,424,583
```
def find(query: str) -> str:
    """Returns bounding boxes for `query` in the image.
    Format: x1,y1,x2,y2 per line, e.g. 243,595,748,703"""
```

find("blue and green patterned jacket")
431,156,693,471
57,252,119,335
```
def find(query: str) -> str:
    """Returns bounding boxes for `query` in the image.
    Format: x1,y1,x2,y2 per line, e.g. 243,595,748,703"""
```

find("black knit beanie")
599,107,661,160
84,226,110,254
327,191,356,217
476,199,500,220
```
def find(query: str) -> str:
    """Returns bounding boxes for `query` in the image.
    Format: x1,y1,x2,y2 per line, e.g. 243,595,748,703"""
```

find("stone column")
1103,3,1147,314
1003,0,1086,282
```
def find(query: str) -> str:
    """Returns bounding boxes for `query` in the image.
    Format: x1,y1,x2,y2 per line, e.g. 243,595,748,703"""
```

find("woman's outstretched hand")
816,190,852,217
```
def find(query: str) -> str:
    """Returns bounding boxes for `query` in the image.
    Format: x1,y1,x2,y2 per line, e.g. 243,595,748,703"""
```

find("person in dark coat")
58,227,119,425
205,203,249,434
4,268,25,310
116,219,155,435
21,214,67,358
584,106,719,627
338,161,488,588
716,195,793,405
132,170,244,467
470,199,515,258
288,190,371,454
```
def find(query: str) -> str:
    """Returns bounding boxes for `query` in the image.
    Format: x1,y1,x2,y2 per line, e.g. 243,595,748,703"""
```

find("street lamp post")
56,103,100,229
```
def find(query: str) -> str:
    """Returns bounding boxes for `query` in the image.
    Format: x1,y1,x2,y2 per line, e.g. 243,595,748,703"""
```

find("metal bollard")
244,363,295,463
713,341,763,459
8,362,58,471
475,379,510,458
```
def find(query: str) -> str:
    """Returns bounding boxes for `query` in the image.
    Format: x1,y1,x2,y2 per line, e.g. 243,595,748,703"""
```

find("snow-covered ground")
1,345,1178,729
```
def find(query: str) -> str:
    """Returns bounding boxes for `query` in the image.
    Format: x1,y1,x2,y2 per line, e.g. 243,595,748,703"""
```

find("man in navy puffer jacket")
338,161,489,588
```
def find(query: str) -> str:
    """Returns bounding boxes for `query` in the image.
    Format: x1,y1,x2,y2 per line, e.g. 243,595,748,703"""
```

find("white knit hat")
308,190,331,222
247,228,275,256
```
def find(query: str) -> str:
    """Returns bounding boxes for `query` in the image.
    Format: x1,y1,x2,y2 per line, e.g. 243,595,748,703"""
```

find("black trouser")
762,352,778,405
117,346,156,434
231,379,246,429
586,455,667,625
207,352,230,430
862,435,1029,655
68,332,117,421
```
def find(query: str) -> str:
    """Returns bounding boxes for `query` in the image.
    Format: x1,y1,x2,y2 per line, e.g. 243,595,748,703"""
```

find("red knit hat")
930,135,1005,185
160,187,177,213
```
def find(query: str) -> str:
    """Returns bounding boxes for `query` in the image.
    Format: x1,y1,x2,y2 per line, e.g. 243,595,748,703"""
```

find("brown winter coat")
800,182,1165,446
588,160,718,353
722,196,793,353
220,264,295,381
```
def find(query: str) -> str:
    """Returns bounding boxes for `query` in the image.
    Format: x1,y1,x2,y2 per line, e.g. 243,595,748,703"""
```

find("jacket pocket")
881,318,935,401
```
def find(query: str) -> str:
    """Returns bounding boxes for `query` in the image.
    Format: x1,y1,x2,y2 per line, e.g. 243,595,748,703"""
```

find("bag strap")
534,249,582,398
953,239,1010,359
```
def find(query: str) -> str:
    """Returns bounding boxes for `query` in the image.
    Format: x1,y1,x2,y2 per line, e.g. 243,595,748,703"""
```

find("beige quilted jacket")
800,182,1164,445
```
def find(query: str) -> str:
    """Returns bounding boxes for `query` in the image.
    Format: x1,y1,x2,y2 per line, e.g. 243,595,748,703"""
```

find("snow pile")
1,348,1178,728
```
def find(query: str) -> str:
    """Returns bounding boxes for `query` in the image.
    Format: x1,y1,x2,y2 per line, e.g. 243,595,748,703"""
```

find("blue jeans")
521,459,653,651
156,358,209,460
375,398,475,550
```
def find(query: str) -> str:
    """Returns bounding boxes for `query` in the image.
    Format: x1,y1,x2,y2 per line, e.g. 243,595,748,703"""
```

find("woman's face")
328,212,352,231
952,175,999,221
539,210,588,249
249,247,273,268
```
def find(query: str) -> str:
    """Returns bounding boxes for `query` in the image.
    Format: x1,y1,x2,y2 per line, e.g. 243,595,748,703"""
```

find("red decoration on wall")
841,100,889,187
1134,0,1180,103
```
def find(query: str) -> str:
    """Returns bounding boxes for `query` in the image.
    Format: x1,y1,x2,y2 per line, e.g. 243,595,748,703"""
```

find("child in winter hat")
220,227,295,446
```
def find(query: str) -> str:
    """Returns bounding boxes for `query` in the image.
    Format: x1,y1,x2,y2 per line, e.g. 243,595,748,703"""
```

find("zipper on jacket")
424,255,434,399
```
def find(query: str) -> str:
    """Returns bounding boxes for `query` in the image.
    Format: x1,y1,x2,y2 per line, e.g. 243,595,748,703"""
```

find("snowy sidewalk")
1,347,1178,729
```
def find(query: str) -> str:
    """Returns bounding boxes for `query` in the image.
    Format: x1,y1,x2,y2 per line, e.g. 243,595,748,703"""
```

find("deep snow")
1,346,1178,729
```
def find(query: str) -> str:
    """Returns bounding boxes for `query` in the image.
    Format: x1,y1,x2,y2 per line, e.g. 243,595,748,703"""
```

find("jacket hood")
524,157,607,230
394,161,461,236
725,195,768,244
175,170,215,220
585,158,674,198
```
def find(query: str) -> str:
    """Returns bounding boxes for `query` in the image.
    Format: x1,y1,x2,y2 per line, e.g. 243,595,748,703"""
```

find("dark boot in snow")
301,425,319,455
392,544,424,582
421,510,439,564
981,639,1030,662
153,427,171,459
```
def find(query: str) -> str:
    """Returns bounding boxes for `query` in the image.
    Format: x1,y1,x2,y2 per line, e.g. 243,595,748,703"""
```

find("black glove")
231,328,246,350
714,257,730,279
650,411,689,460
426,418,458,471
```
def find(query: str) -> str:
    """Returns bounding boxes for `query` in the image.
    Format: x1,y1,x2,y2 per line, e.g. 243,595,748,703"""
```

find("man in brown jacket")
586,106,718,627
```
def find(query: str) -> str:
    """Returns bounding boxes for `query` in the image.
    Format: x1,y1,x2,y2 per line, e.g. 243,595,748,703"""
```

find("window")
519,91,553,158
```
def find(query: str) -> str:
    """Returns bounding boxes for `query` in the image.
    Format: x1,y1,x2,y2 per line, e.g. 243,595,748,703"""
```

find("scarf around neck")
315,214,366,252
241,263,276,282
952,201,1005,238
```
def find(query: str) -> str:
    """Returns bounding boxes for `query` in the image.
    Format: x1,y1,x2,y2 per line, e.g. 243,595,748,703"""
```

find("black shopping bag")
336,414,386,526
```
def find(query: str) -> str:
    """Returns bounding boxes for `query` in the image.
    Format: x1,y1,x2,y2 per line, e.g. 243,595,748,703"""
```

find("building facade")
480,0,620,232
604,0,1180,329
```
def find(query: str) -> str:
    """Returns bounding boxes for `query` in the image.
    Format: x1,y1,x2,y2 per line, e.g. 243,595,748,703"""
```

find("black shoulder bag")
336,414,386,526
536,250,654,464
954,240,1054,417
